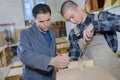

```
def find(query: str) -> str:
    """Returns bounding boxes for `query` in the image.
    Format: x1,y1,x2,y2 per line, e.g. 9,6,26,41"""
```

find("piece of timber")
57,60,116,80
5,67,22,80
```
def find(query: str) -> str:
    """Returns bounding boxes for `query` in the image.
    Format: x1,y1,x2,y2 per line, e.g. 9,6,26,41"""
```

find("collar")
77,13,95,30
36,25,48,33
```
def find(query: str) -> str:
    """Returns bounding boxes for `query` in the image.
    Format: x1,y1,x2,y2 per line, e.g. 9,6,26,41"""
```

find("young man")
17,4,70,80
61,1,120,80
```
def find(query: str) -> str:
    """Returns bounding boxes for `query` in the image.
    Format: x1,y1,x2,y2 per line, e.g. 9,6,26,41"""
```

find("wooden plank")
56,43,70,50
7,43,17,47
5,61,23,80
11,61,22,69
0,31,3,44
56,37,68,44
2,48,7,67
57,66,116,80
56,42,70,53
5,75,22,80
68,60,94,69
6,68,22,80
0,45,7,67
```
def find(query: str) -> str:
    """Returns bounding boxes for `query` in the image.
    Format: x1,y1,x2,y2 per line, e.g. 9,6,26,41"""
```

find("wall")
0,0,66,28
48,0,86,22
0,0,25,28
46,0,65,22
0,0,83,28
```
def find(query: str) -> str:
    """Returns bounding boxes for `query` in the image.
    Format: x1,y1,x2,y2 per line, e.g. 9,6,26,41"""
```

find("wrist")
49,57,55,67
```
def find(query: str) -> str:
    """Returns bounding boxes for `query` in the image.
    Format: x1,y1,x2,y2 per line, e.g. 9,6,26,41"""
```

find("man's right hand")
49,55,70,69
83,23,94,42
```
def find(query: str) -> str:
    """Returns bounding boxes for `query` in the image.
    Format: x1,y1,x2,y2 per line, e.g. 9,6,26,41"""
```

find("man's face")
34,12,51,32
63,7,83,25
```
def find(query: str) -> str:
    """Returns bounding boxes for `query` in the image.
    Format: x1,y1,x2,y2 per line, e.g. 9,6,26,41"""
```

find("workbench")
5,61,23,80
56,60,116,80
0,45,7,67
0,43,17,67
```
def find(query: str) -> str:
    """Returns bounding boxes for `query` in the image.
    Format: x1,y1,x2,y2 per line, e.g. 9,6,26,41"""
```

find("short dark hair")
32,4,51,18
60,1,78,16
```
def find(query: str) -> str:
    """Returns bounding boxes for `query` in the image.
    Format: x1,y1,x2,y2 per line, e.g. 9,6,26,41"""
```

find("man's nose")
70,19,74,23
44,21,48,26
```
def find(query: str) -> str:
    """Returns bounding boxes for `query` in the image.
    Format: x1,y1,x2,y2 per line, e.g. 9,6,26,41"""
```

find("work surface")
56,60,116,80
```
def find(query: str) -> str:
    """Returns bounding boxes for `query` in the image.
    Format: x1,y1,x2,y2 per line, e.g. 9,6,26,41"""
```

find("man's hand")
49,55,70,69
83,23,94,42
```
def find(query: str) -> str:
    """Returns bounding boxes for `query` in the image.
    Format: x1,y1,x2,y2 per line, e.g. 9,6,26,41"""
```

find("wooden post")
1,47,7,67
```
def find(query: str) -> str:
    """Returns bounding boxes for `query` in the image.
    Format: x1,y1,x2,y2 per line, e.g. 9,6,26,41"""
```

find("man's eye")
47,19,50,21
39,21,44,23
70,15,74,19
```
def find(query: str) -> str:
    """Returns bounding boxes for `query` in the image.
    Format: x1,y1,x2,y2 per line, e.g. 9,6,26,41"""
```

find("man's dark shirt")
69,11,120,61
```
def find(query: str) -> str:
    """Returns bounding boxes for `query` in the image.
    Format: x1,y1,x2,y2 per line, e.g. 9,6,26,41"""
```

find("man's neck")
81,11,88,23
37,25,47,33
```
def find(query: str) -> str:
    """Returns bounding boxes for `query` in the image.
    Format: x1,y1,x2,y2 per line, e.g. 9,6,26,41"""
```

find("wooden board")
57,60,116,80
0,45,7,67
5,75,22,80
57,66,116,80
5,67,22,80
68,60,94,69
56,37,68,44
11,61,23,69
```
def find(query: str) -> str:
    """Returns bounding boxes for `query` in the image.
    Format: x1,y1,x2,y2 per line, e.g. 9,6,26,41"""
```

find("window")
36,0,45,4
23,0,45,20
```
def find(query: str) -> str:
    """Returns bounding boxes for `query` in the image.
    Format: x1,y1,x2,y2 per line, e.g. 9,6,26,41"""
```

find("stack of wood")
50,21,66,38
5,61,23,80
56,37,70,54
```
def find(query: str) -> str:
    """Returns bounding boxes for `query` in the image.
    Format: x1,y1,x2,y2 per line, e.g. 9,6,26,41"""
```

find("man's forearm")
92,20,120,32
